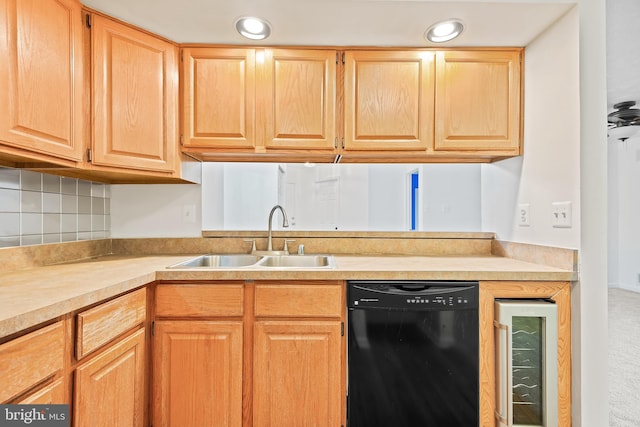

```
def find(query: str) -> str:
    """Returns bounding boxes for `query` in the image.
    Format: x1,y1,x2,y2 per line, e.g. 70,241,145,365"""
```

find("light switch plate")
551,201,572,228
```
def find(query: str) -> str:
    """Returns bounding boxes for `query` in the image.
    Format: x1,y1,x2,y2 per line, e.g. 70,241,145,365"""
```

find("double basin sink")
168,254,335,269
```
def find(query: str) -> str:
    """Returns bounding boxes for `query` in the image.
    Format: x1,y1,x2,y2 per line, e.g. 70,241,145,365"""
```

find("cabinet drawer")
156,283,244,317
76,288,146,359
15,378,65,404
254,282,343,318
0,321,64,403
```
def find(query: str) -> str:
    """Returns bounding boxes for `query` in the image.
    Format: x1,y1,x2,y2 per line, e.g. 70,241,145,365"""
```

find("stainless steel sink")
258,255,335,268
168,254,263,268
167,254,335,269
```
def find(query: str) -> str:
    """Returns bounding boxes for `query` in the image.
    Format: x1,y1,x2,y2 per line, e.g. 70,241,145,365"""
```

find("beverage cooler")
494,300,558,427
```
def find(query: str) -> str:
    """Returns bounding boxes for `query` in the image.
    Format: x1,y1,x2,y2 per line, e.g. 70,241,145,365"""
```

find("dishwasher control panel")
348,281,478,310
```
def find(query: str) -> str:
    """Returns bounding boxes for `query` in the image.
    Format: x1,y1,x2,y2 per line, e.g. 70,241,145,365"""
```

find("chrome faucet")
267,204,289,252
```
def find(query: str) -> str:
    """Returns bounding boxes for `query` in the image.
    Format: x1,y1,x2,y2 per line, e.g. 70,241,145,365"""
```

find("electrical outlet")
518,204,530,226
182,204,196,223
551,201,572,228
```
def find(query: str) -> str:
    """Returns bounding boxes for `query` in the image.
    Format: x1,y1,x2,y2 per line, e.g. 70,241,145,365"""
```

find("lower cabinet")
479,281,572,427
153,321,243,427
253,321,343,427
152,280,346,427
0,321,66,404
74,328,146,427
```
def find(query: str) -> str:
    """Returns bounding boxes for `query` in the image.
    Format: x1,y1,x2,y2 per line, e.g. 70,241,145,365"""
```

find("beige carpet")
609,288,640,426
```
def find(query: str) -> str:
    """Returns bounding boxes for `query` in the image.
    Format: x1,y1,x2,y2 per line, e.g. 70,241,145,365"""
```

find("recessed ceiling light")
235,16,271,40
425,19,464,43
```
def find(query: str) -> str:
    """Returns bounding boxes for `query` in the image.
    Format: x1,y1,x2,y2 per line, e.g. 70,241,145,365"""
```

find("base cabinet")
74,328,146,427
253,321,343,427
152,281,346,427
152,321,243,427
479,281,571,427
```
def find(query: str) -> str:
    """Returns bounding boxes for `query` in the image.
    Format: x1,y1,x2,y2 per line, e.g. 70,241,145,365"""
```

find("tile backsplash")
0,168,110,248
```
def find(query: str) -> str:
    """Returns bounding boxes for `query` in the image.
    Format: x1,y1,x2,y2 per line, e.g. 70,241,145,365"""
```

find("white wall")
110,184,202,237
481,7,581,249
609,139,640,291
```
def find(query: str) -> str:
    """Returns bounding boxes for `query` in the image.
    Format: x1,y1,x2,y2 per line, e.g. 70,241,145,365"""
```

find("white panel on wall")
368,164,411,231
202,163,225,229
110,184,202,237
223,163,279,230
422,164,482,232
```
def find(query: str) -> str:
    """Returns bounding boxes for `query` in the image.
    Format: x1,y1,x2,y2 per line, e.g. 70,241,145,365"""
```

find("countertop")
0,253,576,339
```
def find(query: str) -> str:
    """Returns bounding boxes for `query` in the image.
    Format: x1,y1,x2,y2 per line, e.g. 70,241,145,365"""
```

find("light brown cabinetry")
182,48,337,158
152,281,346,427
252,282,345,427
0,0,84,167
343,50,435,152
479,281,571,427
434,50,521,154
181,48,256,150
153,283,244,427
183,47,522,162
89,13,180,176
0,321,66,403
261,49,337,151
73,287,148,427
74,328,146,427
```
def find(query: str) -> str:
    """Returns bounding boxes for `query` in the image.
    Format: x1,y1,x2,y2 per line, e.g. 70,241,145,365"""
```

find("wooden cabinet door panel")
182,48,255,149
153,321,243,427
435,50,521,152
0,0,83,162
262,49,337,150
344,50,435,151
253,321,342,427
91,15,178,172
74,328,145,427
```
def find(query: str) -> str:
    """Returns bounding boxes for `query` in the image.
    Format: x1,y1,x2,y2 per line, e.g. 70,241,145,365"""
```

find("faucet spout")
267,205,289,251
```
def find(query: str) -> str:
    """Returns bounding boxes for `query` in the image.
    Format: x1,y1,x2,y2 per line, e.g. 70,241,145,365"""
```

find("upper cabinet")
182,47,522,163
261,49,337,151
182,47,337,157
434,50,522,154
89,14,180,175
181,47,256,150
343,50,435,152
0,0,84,166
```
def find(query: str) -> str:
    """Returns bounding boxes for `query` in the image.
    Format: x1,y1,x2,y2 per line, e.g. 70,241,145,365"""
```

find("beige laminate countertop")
0,253,576,339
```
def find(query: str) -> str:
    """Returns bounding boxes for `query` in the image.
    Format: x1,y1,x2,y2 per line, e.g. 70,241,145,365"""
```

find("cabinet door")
253,320,342,427
153,321,243,427
262,49,337,151
435,50,521,152
182,48,255,149
0,0,83,163
91,14,178,172
74,328,145,427
344,50,435,151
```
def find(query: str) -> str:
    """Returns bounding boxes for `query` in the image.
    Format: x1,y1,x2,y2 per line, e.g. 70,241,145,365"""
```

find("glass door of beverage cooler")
494,300,558,427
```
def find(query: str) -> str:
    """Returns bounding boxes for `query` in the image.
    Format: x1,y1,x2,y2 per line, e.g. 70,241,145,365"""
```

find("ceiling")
83,0,574,48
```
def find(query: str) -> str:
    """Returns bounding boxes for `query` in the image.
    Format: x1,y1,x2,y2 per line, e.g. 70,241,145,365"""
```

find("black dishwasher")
347,280,478,427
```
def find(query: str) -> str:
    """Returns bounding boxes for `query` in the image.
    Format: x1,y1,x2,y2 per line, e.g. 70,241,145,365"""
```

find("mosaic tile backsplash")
0,167,111,248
